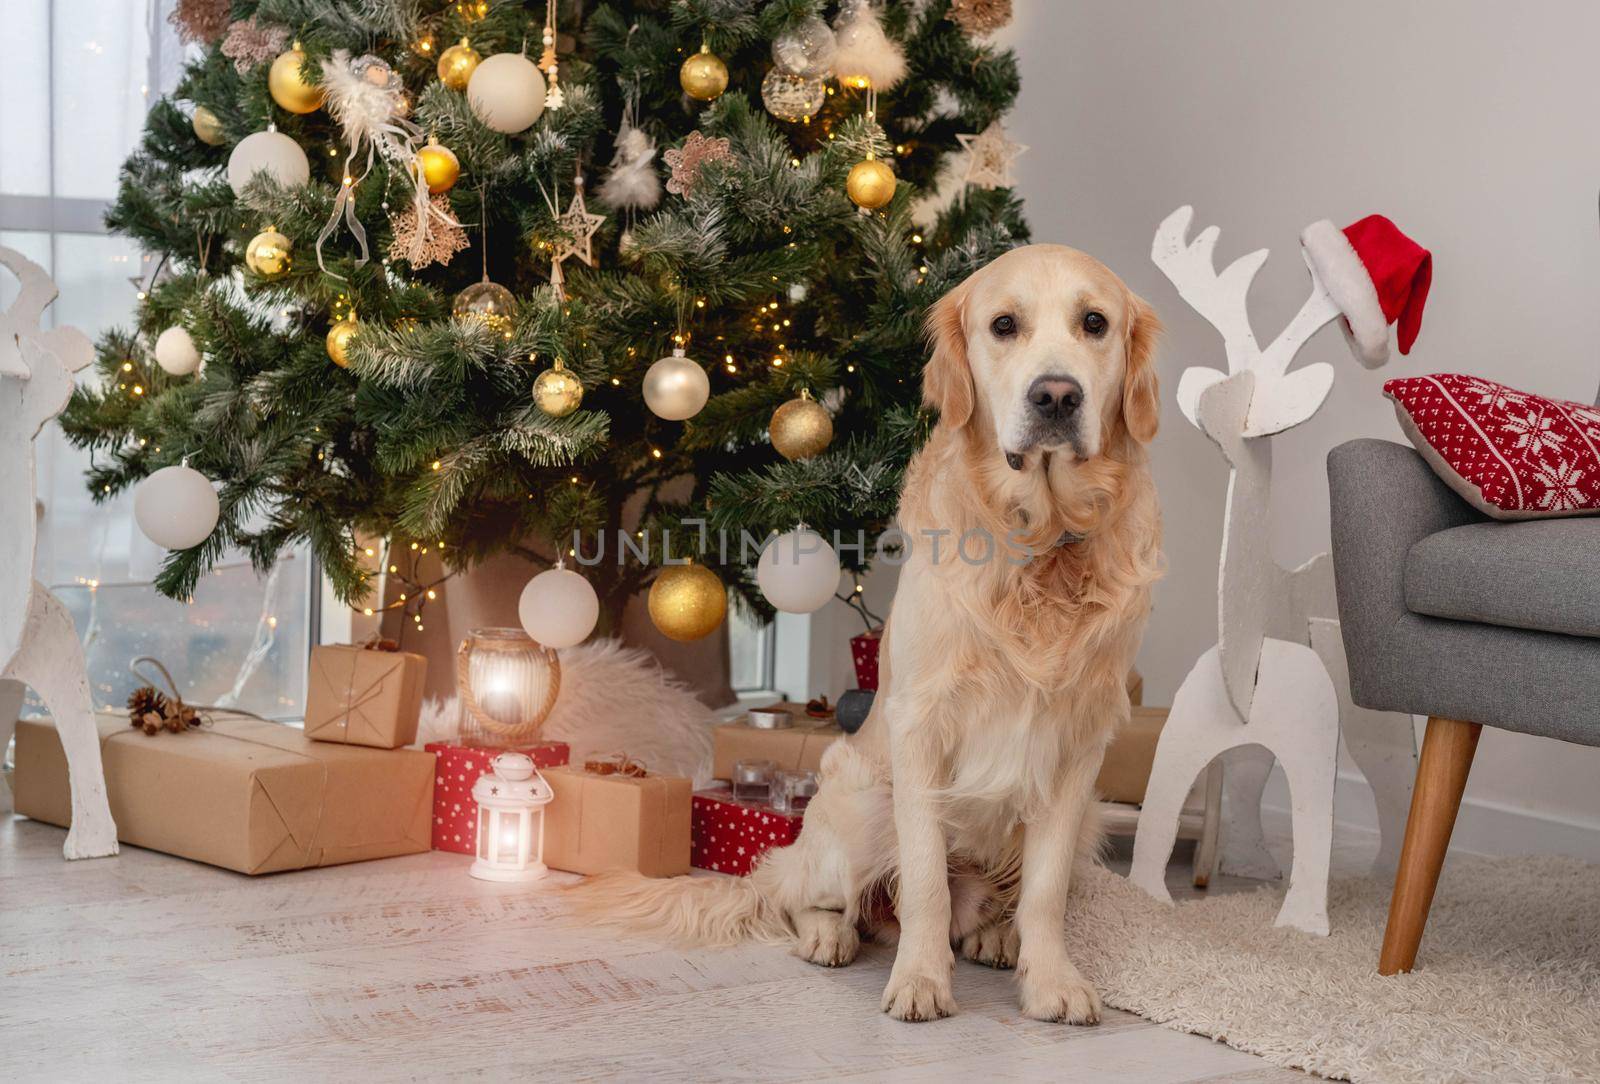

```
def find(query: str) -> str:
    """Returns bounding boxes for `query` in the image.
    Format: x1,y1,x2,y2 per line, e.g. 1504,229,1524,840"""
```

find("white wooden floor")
0,813,1304,1083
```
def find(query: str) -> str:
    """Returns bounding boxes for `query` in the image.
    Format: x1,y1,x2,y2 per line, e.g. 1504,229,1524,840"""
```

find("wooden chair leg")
1377,716,1481,975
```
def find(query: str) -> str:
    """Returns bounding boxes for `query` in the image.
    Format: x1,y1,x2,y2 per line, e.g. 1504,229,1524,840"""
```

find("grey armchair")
1328,438,1600,974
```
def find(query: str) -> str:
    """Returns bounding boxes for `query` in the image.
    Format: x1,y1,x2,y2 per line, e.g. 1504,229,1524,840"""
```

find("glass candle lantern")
457,627,561,745
731,758,776,802
469,752,554,883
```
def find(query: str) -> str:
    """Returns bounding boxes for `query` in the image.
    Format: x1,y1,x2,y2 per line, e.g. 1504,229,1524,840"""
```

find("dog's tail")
565,862,793,948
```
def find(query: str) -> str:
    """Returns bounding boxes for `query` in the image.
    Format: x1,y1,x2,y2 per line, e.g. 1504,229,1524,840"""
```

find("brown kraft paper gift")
541,766,691,878
13,713,435,875
302,643,427,749
1095,706,1169,805
711,704,842,782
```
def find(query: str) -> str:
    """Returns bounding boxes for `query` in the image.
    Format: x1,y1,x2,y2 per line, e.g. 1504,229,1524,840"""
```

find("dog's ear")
922,282,974,428
1121,291,1162,444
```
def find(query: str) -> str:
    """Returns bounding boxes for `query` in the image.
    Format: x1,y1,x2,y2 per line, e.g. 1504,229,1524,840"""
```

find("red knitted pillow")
1384,374,1600,519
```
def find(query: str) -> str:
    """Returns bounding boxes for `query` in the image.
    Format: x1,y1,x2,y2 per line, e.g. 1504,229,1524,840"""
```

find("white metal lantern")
469,752,554,883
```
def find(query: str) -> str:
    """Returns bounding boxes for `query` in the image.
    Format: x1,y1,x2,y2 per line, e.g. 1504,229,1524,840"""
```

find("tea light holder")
773,769,819,814
469,751,555,883
746,705,793,730
731,758,776,802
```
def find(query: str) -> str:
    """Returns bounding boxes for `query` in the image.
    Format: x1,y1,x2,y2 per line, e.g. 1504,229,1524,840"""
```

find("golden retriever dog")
578,244,1163,1024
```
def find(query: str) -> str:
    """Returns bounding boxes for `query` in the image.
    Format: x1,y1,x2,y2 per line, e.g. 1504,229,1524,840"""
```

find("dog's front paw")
794,909,860,968
960,921,1019,969
1018,967,1100,1025
881,966,956,1022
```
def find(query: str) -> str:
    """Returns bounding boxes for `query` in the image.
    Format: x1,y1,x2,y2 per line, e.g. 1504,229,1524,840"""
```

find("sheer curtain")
1,0,310,719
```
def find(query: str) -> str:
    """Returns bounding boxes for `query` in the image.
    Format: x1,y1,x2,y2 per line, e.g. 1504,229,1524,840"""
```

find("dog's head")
922,245,1161,467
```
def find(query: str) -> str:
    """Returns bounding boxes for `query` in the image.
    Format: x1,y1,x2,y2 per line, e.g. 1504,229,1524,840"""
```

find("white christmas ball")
757,529,841,614
518,567,600,649
226,129,311,196
643,351,711,421
153,326,201,376
133,464,220,551
467,53,546,134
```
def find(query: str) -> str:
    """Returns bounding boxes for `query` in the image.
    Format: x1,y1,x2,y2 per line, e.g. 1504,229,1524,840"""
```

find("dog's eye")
990,314,1017,338
1082,311,1108,336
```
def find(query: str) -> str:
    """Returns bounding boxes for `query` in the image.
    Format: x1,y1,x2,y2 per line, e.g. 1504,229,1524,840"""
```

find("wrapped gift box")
849,627,883,691
691,787,805,876
303,643,428,749
542,765,691,878
427,740,570,854
13,714,434,875
711,703,842,781
1096,706,1169,805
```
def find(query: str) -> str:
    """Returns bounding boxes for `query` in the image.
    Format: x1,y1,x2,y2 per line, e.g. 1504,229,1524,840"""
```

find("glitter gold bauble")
453,279,517,333
679,45,729,101
647,563,727,642
325,314,359,368
532,357,583,417
437,37,481,91
192,105,225,146
244,228,293,279
846,157,896,210
416,140,460,194
268,43,324,114
769,389,833,460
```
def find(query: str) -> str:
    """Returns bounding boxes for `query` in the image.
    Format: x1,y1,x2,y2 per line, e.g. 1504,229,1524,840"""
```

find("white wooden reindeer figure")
1129,207,1421,933
0,247,119,859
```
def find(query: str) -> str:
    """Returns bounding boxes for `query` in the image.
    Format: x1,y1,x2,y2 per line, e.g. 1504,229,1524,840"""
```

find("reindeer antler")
1151,206,1268,374
1151,206,1343,438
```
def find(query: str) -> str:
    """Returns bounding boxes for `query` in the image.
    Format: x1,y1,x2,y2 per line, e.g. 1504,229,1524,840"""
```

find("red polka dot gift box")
426,740,570,854
1384,374,1600,520
691,787,806,877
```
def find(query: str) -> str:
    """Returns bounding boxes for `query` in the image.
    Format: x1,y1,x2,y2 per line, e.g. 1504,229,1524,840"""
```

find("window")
2,1,312,721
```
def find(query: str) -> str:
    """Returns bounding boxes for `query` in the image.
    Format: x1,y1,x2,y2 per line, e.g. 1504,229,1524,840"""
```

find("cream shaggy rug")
1070,856,1600,1083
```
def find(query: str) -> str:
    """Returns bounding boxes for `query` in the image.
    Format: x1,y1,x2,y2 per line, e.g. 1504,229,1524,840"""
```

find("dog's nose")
1027,375,1083,421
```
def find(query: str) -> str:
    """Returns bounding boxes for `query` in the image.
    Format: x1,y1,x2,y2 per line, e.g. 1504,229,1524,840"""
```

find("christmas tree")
61,0,1025,635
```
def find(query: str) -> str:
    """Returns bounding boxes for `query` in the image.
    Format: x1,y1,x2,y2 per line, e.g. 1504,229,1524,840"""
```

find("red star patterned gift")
427,740,570,854
1384,374,1600,519
691,787,807,877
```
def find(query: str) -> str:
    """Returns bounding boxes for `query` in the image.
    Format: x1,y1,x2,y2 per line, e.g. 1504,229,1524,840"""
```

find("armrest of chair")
1326,439,1484,696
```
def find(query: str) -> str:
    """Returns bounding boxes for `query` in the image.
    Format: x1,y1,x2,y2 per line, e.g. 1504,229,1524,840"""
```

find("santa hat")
1300,214,1431,368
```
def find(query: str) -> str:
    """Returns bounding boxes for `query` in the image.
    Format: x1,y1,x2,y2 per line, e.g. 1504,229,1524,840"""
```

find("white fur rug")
417,639,719,786
1071,855,1600,1082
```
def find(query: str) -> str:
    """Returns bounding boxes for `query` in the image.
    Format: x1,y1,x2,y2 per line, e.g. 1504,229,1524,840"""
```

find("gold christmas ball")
192,105,225,146
268,44,324,115
244,228,293,279
647,564,727,642
325,315,359,368
437,38,481,91
416,141,460,194
453,279,517,334
847,157,896,210
680,46,729,101
770,391,834,460
532,358,583,417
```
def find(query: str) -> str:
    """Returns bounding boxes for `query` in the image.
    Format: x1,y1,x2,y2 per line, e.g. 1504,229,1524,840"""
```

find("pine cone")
162,700,200,733
127,686,168,728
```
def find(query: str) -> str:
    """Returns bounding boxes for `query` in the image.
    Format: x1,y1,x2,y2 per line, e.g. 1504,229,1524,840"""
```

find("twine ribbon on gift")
582,753,648,777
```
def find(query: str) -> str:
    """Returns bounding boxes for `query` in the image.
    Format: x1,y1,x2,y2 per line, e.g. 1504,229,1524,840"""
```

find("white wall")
993,0,1600,854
